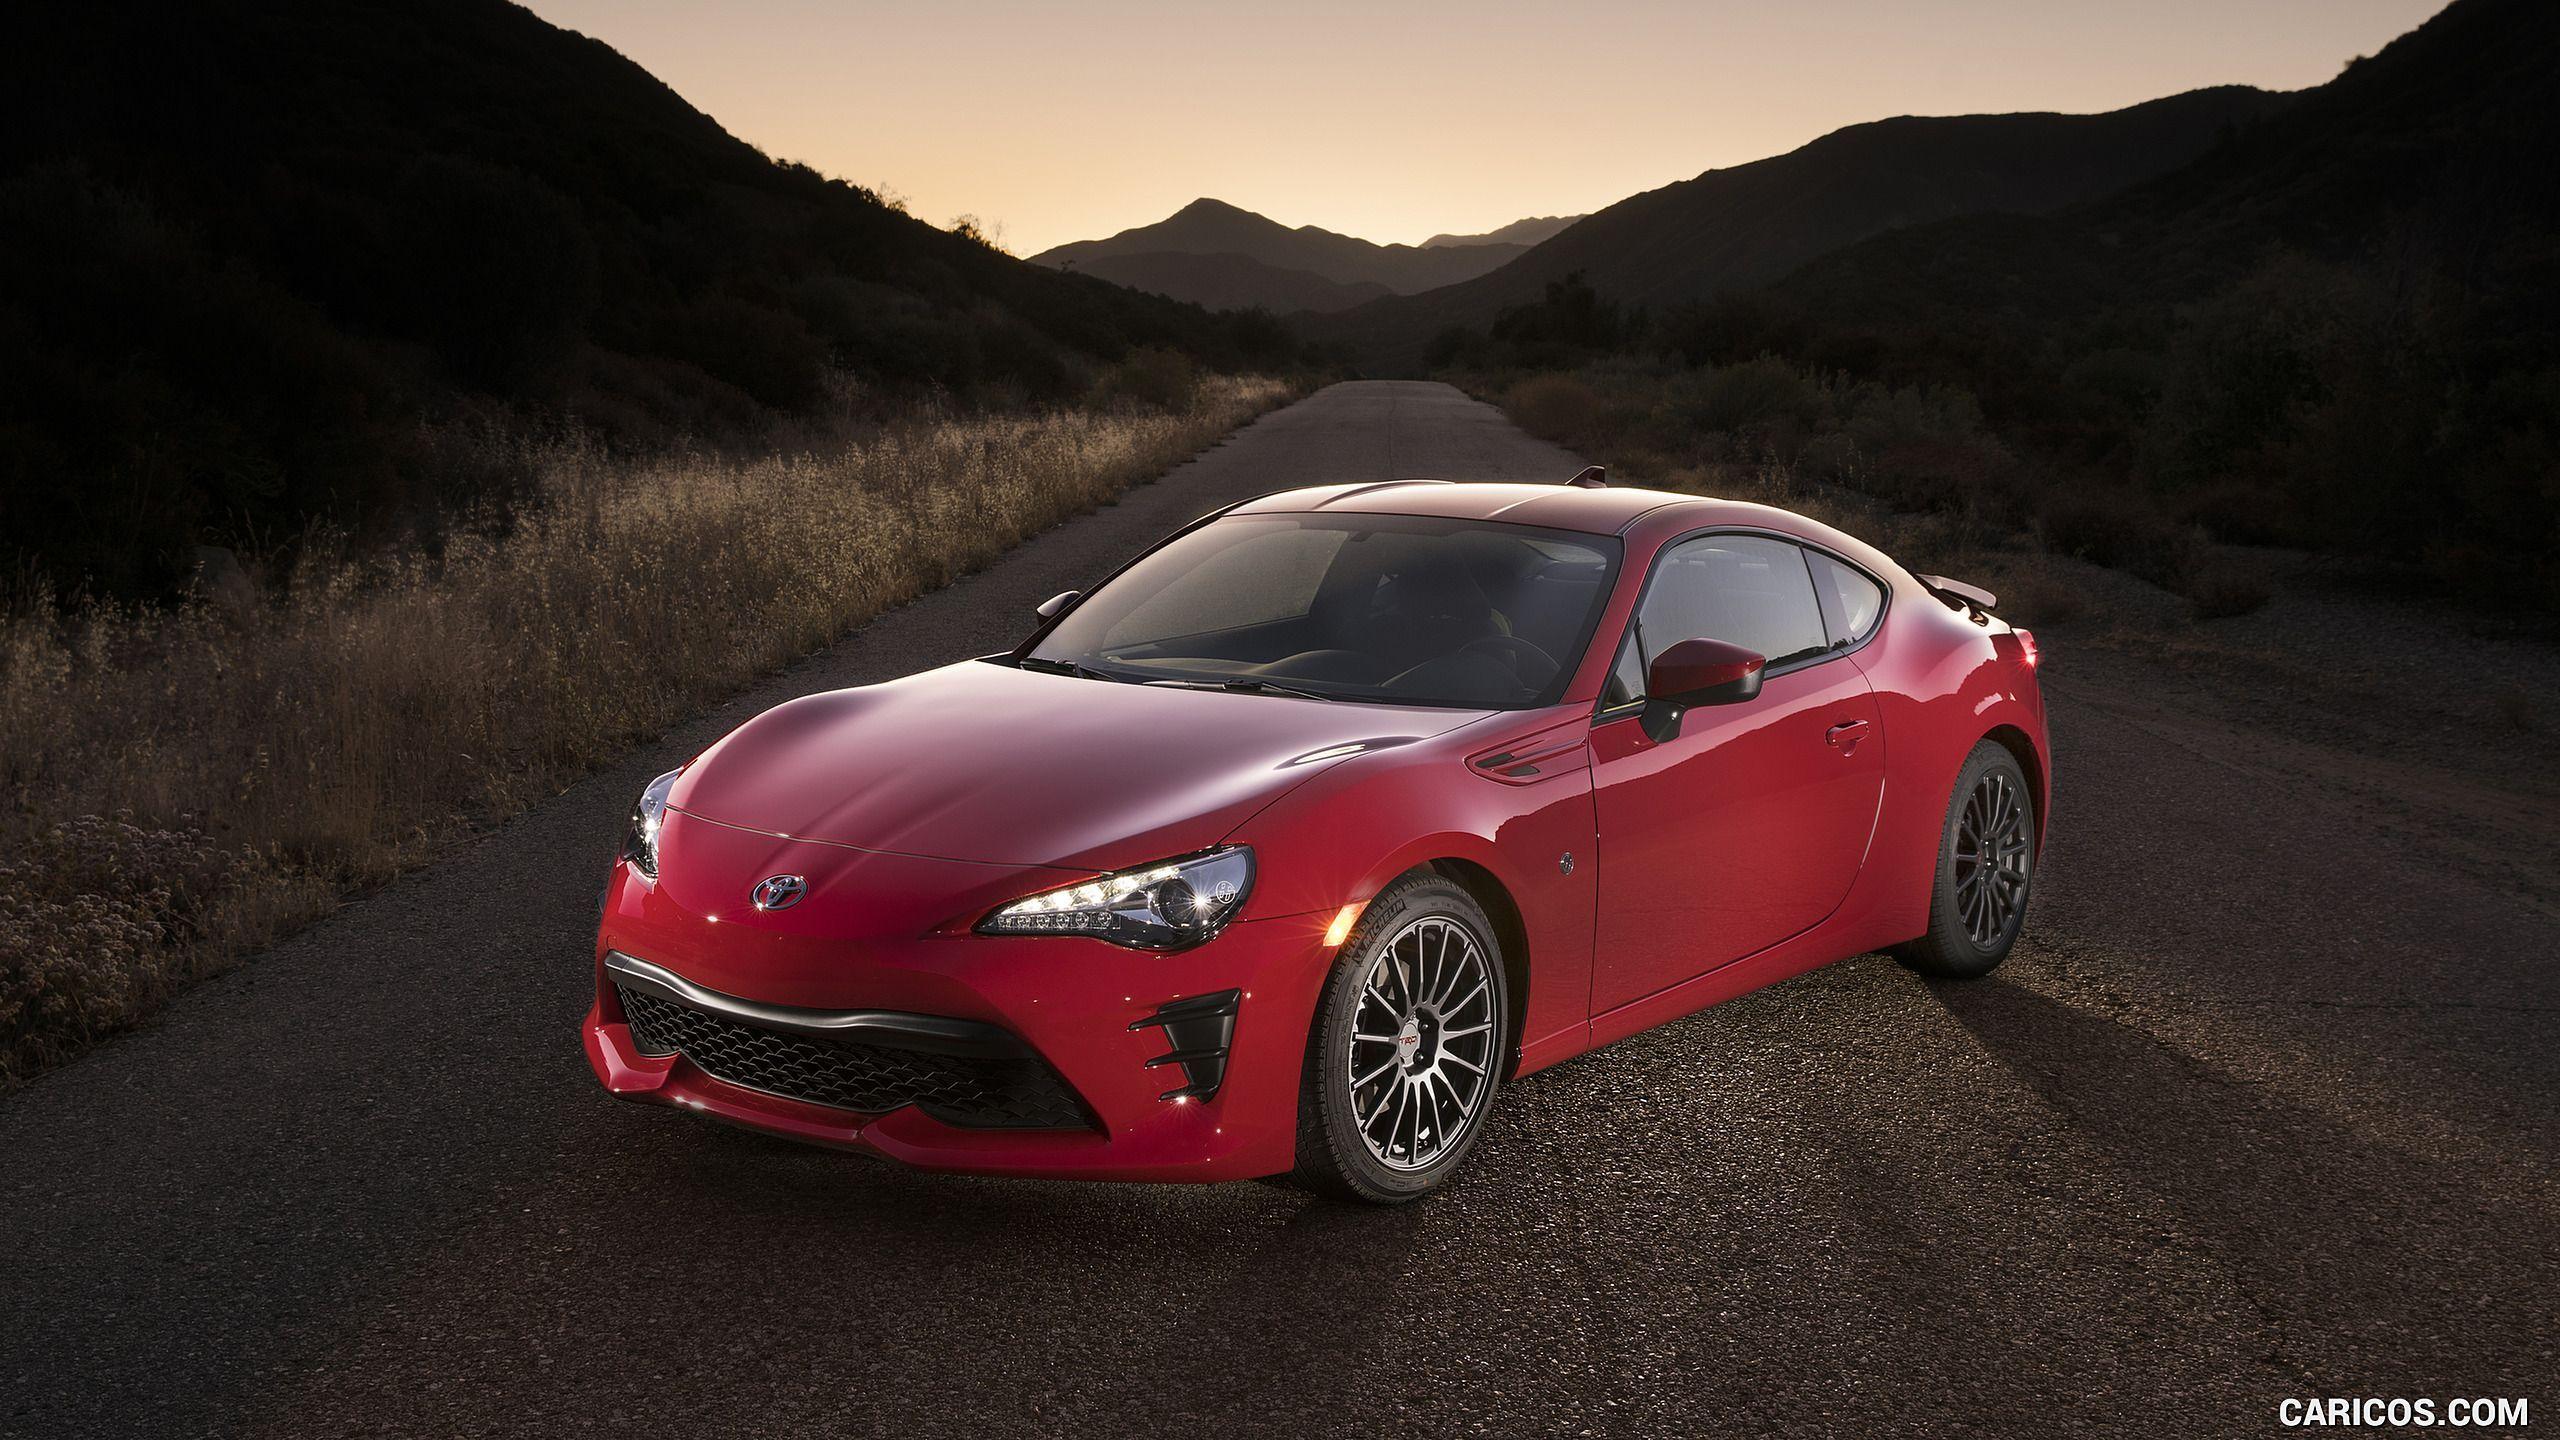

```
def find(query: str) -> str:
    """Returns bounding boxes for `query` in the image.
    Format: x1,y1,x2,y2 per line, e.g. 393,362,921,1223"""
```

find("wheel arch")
1980,722,2048,852
1423,857,1532,1081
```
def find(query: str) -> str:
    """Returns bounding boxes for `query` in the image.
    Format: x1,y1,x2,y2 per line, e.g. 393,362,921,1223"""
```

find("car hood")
669,660,1491,870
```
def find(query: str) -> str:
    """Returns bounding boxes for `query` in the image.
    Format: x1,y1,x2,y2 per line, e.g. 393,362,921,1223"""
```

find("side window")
1636,535,1830,670
1808,552,1886,647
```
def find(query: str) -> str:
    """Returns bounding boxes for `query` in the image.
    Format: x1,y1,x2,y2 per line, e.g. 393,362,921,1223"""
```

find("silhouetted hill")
1070,251,1396,313
1314,86,2291,369
1031,199,1532,308
1729,0,2560,599
1769,0,2555,341
1458,0,2558,607
1423,216,1584,249
0,0,1296,597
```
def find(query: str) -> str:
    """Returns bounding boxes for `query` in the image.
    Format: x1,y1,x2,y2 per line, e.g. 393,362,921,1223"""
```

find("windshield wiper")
1015,655,1127,683
1146,676,1340,703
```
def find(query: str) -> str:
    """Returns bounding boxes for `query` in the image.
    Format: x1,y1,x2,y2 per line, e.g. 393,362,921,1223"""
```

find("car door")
1588,534,1886,1014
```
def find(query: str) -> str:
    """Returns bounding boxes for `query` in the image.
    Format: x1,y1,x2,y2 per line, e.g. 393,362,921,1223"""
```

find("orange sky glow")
524,0,2446,257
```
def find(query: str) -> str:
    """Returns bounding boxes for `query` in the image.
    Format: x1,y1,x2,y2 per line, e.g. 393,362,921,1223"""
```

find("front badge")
750,874,807,911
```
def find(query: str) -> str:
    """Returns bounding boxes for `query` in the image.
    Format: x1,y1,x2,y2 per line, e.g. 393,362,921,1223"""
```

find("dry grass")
0,377,1295,1082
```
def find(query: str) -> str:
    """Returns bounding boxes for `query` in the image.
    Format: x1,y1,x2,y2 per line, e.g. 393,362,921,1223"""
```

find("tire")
1291,872,1509,1204
1897,740,2037,980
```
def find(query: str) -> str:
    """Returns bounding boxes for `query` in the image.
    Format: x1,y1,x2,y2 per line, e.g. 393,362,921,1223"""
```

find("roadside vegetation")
1422,0,2559,622
1439,252,2549,624
0,367,1295,1085
1458,342,2255,622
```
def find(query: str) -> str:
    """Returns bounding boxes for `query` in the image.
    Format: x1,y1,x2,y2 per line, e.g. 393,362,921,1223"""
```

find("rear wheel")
1292,873,1507,1204
1897,741,2036,979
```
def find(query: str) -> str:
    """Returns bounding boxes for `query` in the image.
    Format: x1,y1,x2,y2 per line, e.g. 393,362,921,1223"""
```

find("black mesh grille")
616,986,1092,1130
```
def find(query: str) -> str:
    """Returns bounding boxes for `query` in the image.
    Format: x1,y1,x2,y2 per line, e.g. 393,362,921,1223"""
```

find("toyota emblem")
750,874,808,911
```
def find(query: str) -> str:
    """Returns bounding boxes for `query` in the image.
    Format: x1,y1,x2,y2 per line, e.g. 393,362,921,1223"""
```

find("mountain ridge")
1423,214,1584,249
1310,85,2294,369
1030,197,1549,309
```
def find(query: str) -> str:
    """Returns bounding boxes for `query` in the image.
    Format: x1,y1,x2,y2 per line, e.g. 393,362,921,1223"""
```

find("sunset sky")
525,0,2445,258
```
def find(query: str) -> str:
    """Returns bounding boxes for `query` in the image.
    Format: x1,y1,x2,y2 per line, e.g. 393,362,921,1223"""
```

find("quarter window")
1807,552,1886,647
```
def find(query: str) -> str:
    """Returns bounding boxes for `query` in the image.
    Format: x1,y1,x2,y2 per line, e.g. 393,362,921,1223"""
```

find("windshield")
1027,513,1622,708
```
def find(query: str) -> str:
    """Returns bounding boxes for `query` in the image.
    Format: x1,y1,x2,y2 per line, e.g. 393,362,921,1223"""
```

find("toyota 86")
583,474,2048,1202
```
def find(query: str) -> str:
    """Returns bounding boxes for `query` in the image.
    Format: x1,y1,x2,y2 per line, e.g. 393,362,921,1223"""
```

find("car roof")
1222,479,1912,582
1228,479,1828,538
1227,480,1686,534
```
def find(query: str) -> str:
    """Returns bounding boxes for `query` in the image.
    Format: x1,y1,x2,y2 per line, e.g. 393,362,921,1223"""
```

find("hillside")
0,0,1294,598
1067,251,1396,313
1424,215,1584,249
1459,0,2560,609
1742,0,2560,599
1030,198,1533,308
1313,86,2291,369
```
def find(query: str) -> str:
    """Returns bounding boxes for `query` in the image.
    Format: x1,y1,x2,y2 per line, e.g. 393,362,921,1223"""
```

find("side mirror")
1034,590,1080,620
1640,638,1765,741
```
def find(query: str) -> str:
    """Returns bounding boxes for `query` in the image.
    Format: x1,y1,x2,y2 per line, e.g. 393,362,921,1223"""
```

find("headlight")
978,846,1254,950
621,769,680,878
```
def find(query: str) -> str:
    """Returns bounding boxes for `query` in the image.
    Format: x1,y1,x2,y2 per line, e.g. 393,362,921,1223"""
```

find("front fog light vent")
1130,989,1241,1103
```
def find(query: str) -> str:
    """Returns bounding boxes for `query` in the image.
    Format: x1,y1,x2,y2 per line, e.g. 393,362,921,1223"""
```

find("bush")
1676,357,1817,435
1102,347,1200,411
2037,488,2198,589
1503,373,1603,445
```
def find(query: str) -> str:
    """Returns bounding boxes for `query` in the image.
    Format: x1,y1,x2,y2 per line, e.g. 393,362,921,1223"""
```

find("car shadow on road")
1926,975,2552,1389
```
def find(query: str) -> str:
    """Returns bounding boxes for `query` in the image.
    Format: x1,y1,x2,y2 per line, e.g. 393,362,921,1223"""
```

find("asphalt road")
4,382,2552,1438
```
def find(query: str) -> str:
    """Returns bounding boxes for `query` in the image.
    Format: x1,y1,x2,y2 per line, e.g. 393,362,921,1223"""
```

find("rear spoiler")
1916,573,1998,617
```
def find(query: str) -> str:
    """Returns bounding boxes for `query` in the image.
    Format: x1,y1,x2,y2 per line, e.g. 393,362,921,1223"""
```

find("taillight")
2015,629,2040,668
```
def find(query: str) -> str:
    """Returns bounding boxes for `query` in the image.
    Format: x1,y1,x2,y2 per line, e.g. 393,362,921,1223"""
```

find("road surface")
4,382,2551,1438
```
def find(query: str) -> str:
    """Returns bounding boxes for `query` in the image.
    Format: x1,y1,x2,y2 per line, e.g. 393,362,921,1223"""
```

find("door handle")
1825,719,1871,747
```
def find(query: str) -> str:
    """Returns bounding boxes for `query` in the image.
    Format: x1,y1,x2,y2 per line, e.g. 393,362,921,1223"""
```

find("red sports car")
584,475,2048,1201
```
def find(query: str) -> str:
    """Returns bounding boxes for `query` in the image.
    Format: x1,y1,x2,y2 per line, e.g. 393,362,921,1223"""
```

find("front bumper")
583,848,1338,1182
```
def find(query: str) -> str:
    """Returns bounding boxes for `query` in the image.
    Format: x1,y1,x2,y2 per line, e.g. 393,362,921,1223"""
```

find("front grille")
616,985,1092,1130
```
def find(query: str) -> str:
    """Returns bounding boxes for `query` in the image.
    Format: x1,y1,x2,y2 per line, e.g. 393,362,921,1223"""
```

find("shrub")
1676,356,1817,435
2037,488,2198,589
1503,373,1603,445
1103,347,1200,411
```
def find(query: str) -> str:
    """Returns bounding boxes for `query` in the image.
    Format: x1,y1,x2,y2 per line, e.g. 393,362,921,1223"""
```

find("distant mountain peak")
1029,200,1564,310
1172,197,1257,221
1307,83,2292,368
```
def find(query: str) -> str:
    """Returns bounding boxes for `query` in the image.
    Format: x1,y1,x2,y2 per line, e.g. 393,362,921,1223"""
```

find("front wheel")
1897,741,2037,979
1291,873,1508,1204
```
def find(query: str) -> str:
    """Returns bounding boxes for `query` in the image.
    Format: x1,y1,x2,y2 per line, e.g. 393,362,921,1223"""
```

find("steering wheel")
1458,634,1559,689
